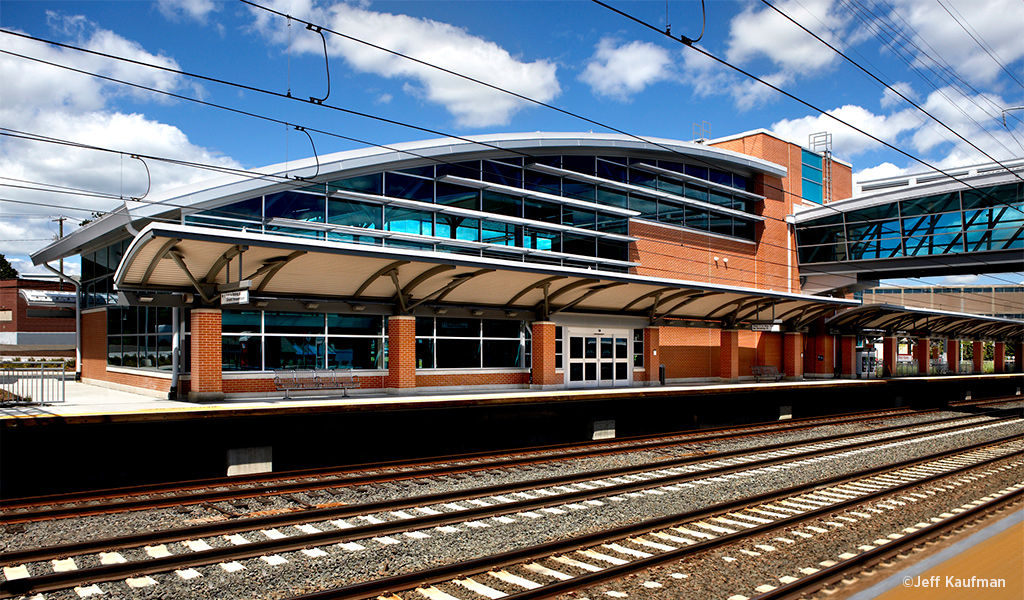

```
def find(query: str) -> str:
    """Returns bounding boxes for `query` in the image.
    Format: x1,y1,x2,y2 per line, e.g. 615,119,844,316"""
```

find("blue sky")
1,0,1022,287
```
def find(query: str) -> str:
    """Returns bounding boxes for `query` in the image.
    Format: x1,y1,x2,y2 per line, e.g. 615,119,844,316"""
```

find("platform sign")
750,322,780,332
221,289,249,305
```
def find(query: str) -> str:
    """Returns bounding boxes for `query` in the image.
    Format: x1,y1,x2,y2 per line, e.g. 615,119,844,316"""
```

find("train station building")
29,131,1023,400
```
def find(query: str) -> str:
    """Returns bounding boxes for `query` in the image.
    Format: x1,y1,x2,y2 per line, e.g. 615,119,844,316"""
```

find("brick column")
1014,342,1023,373
783,332,803,380
188,308,224,402
720,329,739,383
915,338,930,375
531,321,557,389
994,342,1005,373
972,341,983,374
881,337,897,377
947,339,959,374
644,327,661,385
385,315,416,393
840,335,857,379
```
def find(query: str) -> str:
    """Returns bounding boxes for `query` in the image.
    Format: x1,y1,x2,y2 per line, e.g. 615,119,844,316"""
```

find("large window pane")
524,227,558,251
327,198,381,230
385,206,433,236
265,336,324,369
524,199,561,224
483,160,522,187
223,310,261,334
436,182,479,209
223,336,262,371
562,233,596,256
416,338,434,368
264,312,324,335
482,319,520,338
483,339,521,367
436,215,479,241
327,337,383,369
436,339,480,368
327,314,382,335
330,174,382,195
482,220,518,246
437,318,480,337
265,191,324,223
482,191,522,217
385,172,433,201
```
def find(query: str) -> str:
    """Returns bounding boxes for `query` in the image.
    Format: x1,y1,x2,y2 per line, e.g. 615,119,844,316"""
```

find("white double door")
565,327,632,389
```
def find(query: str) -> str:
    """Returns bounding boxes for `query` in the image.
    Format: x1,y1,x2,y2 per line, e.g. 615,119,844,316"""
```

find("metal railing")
0,361,67,404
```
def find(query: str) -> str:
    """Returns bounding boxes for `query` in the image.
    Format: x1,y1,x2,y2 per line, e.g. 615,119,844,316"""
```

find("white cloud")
156,0,220,22
0,18,240,269
247,1,560,128
726,0,847,77
886,0,1024,87
580,38,675,101
770,104,921,158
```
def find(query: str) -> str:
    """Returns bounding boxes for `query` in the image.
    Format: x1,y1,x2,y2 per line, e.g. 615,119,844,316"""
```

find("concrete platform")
2,372,1007,425
1,374,1019,499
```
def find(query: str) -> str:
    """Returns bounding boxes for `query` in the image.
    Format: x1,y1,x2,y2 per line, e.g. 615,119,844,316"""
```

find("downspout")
784,214,796,293
41,263,80,381
170,307,180,400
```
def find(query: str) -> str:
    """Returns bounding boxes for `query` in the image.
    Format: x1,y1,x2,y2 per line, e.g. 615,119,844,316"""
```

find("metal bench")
273,368,360,399
751,365,785,382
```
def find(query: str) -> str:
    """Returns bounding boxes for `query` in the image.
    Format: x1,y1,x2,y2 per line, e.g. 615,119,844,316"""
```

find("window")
801,149,823,204
107,306,174,370
633,329,644,367
415,317,527,369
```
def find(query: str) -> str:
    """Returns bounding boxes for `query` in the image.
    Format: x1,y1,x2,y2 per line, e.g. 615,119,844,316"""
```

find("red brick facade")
80,308,172,395
0,278,76,338
719,329,740,382
531,321,557,387
947,340,960,373
840,335,857,378
973,341,984,373
994,342,1005,374
915,338,931,375
385,315,416,391
189,309,223,399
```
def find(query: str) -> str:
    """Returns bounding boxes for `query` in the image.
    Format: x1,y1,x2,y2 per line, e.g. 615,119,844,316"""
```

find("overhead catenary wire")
1,22,1020,293
759,0,1024,177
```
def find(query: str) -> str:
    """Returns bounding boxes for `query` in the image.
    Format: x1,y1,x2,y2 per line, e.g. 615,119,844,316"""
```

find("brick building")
29,131,1019,399
0,278,76,352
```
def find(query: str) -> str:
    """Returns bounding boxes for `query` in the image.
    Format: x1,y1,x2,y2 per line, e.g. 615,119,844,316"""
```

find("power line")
2,23,1019,293
937,0,1024,89
761,0,1024,172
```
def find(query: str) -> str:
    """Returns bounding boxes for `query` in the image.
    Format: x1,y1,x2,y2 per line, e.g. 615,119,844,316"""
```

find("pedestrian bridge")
794,162,1022,294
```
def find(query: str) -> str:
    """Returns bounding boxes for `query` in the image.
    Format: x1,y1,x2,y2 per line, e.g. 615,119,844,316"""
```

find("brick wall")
783,332,804,379
531,321,557,386
0,279,76,335
80,308,171,394
190,309,222,395
385,315,416,389
416,371,530,388
720,329,740,382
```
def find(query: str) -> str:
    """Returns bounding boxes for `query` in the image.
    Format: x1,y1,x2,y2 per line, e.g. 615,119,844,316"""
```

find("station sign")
750,321,781,332
221,289,249,305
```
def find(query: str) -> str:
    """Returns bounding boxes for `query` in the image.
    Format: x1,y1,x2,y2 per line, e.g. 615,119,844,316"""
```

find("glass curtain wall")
796,182,1023,264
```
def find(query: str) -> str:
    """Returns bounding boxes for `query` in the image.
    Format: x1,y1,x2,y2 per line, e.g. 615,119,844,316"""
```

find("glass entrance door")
566,328,631,389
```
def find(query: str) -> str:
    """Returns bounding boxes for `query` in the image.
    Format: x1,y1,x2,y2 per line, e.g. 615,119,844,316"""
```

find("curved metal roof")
115,223,857,328
826,303,1023,342
33,132,785,266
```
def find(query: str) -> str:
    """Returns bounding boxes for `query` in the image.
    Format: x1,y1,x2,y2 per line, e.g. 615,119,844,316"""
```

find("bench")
273,368,360,399
751,365,785,382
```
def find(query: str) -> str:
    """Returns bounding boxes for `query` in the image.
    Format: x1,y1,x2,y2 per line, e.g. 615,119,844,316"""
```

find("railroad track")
2,412,1021,599
3,399,1018,524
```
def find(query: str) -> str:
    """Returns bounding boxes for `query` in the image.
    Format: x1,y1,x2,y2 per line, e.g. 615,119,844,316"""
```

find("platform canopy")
826,303,1023,342
113,223,859,329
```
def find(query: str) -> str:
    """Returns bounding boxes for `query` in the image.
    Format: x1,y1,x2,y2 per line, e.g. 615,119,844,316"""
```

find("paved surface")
0,377,879,421
847,509,1023,600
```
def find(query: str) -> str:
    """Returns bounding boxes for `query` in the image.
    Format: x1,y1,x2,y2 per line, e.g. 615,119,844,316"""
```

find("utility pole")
52,216,67,291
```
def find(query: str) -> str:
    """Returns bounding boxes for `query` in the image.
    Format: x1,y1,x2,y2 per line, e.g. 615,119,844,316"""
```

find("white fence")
0,361,67,404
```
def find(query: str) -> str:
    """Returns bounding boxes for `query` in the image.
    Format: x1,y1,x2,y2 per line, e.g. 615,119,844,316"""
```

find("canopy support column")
530,321,558,389
947,339,960,374
784,332,804,381
719,329,740,384
188,308,224,402
973,341,984,373
915,337,931,375
840,334,857,379
385,315,416,394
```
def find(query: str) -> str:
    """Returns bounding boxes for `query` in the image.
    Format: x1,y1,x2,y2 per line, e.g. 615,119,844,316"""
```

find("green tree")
0,254,18,279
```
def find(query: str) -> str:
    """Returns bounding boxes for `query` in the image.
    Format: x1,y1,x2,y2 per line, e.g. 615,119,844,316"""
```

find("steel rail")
287,441,1024,600
3,430,1021,598
751,488,1024,600
3,405,1012,523
0,402,937,514
2,412,1015,567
